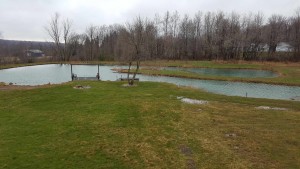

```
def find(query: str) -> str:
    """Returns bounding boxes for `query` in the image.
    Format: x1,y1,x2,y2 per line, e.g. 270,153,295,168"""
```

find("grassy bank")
0,81,299,168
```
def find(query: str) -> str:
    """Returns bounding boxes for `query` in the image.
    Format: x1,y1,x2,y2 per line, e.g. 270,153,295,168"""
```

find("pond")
0,64,299,101
164,67,278,78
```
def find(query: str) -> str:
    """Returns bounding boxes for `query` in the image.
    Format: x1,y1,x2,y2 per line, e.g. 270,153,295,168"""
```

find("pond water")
164,67,278,78
0,64,299,101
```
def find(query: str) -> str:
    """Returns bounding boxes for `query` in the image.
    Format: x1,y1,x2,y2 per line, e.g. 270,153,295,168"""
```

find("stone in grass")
255,106,287,111
181,98,208,105
225,133,237,138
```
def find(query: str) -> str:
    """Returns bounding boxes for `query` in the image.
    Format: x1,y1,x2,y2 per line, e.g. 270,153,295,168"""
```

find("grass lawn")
0,81,299,168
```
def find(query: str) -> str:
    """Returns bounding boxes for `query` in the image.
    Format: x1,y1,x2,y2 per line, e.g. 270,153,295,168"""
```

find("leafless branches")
42,8,300,63
45,13,77,61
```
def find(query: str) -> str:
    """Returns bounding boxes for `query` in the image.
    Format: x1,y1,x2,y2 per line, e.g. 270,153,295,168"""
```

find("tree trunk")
127,61,132,85
129,61,140,86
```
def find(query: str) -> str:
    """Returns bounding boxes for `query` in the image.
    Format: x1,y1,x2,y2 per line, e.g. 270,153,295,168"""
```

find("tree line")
46,9,300,62
1,9,300,64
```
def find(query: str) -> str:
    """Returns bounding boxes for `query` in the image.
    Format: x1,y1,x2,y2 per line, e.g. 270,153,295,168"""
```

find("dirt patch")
73,85,91,89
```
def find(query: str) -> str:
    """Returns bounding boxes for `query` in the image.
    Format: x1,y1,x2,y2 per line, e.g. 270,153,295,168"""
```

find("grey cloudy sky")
0,0,299,41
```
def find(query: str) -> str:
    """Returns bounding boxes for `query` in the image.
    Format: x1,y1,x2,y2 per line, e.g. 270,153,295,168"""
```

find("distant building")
276,42,294,52
263,42,294,52
26,49,45,57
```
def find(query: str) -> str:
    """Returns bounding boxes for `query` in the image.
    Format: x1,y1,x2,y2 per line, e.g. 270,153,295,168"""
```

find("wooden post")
98,64,100,80
71,64,73,81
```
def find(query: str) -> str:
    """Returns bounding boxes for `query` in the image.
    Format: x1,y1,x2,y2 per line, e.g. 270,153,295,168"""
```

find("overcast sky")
0,0,299,41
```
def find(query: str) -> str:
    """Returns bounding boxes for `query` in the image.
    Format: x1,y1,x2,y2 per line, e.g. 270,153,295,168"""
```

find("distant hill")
0,39,54,49
0,39,54,57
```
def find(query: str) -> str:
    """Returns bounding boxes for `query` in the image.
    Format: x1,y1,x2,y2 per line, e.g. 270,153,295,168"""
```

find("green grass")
0,81,300,168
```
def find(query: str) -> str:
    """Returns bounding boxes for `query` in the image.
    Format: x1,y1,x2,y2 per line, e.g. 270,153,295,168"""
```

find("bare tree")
45,13,62,60
85,25,97,60
265,15,286,58
203,12,216,60
162,11,173,59
144,21,157,59
101,10,300,61
62,19,73,61
214,11,228,60
193,11,203,59
242,12,264,60
95,25,108,60
124,17,148,85
45,13,75,61
290,8,300,60
67,33,81,60
170,11,180,59
179,14,196,59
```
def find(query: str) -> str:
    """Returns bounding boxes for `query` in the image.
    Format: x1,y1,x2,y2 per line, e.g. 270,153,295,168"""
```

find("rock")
181,98,208,105
225,133,237,137
255,106,287,111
